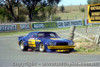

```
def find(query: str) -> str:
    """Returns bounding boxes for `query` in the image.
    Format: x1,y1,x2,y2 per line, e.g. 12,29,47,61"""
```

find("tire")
69,49,75,52
20,41,28,51
39,43,45,52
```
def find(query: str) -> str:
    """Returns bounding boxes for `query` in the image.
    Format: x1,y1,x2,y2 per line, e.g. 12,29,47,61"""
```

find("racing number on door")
28,39,36,47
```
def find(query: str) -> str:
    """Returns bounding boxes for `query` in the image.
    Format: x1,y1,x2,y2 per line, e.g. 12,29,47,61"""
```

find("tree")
87,0,100,4
22,0,47,21
47,0,61,6
0,0,22,22
22,0,61,21
60,5,64,12
0,0,62,22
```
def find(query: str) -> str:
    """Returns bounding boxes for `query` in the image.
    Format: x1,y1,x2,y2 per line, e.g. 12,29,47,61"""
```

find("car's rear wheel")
39,43,45,52
20,41,28,51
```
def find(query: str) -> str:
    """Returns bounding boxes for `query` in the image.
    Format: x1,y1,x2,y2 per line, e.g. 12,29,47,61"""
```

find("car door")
28,33,36,48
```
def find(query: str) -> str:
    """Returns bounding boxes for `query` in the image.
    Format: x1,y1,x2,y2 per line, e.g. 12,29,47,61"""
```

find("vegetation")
74,38,100,53
60,5,65,12
0,24,99,36
80,8,85,12
87,0,100,4
0,0,61,22
1,0,100,23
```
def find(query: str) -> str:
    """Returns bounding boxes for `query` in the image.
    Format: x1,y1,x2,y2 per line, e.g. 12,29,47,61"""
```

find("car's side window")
31,35,34,38
38,33,44,38
28,33,31,38
50,33,56,38
27,33,34,38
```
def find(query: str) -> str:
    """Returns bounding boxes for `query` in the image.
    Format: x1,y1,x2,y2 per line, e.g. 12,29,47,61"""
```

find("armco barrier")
32,22,57,29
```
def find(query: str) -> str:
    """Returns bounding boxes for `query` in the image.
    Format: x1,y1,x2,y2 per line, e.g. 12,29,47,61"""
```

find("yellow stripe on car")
48,45,75,49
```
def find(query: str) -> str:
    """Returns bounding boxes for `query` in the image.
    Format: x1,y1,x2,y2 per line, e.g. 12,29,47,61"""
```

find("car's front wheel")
20,41,28,51
39,43,45,52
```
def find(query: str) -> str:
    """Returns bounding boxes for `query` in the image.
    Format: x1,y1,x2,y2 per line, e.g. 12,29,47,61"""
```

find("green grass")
0,24,100,36
0,27,70,36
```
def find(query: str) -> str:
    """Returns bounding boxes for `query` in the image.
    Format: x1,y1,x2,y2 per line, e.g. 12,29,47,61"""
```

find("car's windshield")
37,32,60,38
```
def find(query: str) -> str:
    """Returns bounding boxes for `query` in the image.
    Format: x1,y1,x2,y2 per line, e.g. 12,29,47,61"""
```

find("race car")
18,31,75,52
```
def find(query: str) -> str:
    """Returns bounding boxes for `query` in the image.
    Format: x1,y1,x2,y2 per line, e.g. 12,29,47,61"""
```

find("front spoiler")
48,45,75,50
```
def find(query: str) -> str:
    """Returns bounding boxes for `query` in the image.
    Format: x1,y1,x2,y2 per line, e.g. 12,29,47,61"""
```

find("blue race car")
18,32,75,52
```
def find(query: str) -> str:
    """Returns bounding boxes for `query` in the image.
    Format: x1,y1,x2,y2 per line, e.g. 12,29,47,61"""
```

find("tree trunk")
9,5,16,21
17,0,19,21
28,7,32,21
6,0,16,22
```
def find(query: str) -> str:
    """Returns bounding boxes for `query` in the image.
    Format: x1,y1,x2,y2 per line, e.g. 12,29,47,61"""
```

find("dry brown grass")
55,5,88,20
74,38,100,52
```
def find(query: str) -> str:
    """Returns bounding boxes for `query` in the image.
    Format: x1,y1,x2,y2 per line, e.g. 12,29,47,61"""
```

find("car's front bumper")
48,45,75,50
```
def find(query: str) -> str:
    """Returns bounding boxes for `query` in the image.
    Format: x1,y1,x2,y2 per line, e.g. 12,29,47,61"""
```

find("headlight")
68,41,74,45
49,42,56,46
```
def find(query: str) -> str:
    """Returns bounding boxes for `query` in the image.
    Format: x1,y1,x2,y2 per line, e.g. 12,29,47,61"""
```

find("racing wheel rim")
39,43,45,52
20,42,24,50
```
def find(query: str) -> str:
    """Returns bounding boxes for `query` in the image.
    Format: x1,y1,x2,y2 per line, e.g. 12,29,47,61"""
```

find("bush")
0,8,13,22
52,15,61,21
60,5,65,12
0,15,6,22
80,8,85,12
19,15,26,21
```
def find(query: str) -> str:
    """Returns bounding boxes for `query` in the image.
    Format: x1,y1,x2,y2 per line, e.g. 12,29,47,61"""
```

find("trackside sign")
88,4,100,23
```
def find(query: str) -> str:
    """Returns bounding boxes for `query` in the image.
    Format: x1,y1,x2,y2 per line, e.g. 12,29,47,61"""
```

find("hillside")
56,5,88,20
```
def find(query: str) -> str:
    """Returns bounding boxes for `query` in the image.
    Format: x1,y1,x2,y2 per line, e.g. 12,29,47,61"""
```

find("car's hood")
42,37,72,43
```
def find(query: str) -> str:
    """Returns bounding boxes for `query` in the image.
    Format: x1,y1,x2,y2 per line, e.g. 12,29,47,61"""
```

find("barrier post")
29,23,33,30
17,24,20,31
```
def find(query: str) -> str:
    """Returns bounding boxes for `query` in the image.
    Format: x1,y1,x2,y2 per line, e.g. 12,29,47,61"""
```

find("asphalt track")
0,28,100,67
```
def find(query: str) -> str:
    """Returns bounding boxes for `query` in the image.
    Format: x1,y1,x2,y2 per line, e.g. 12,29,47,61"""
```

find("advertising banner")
0,25,17,32
20,24,30,30
57,20,82,28
32,22,57,29
71,20,83,26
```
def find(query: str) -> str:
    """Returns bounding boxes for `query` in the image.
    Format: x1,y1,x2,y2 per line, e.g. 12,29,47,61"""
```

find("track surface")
0,28,100,67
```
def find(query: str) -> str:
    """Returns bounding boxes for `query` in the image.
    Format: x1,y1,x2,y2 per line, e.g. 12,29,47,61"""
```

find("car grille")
56,42,68,46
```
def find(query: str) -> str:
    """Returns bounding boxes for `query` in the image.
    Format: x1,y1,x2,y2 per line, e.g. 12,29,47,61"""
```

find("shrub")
80,8,85,12
60,5,65,12
19,15,26,21
52,15,61,21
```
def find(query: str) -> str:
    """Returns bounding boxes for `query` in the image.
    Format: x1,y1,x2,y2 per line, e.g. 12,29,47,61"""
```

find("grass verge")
0,27,70,36
0,24,100,36
74,38,100,55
